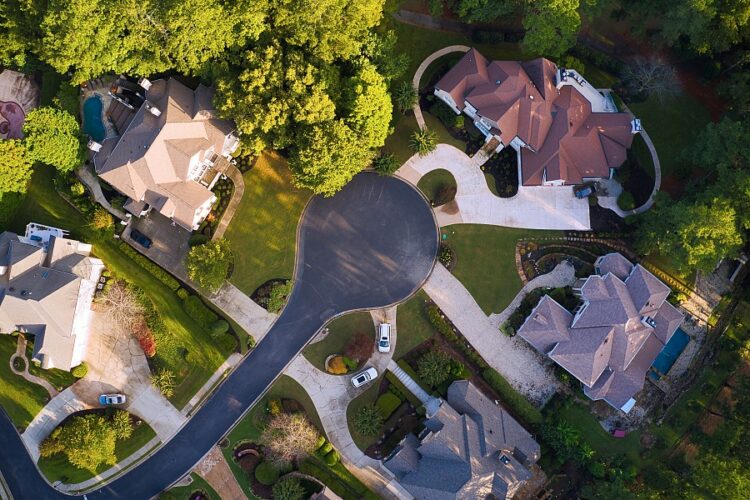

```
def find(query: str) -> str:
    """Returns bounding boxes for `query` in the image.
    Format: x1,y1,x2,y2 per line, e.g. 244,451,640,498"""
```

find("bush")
267,281,293,313
617,191,636,211
315,435,326,450
176,288,189,300
344,332,374,363
182,295,219,327
482,368,542,426
377,393,401,419
70,181,85,197
111,410,133,440
117,242,180,290
429,102,461,129
326,356,348,374
393,81,418,114
188,233,209,247
433,184,457,206
132,317,157,357
151,368,176,398
342,356,358,371
90,206,114,232
353,405,384,436
373,153,400,176
210,320,230,337
324,450,340,466
410,129,438,156
255,461,280,485
71,362,88,379
317,441,333,456
272,477,306,500
417,349,454,387
267,399,283,415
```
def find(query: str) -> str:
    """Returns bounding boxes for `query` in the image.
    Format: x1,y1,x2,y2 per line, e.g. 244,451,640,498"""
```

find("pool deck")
81,77,117,141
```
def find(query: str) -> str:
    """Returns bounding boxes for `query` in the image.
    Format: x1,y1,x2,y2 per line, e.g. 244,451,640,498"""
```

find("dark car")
130,229,153,249
574,184,597,199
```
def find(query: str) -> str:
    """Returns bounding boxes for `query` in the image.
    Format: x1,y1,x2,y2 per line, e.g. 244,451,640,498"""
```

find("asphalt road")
0,172,438,499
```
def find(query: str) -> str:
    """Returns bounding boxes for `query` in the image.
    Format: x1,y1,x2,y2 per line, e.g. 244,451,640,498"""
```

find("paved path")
0,172,437,499
411,45,470,130
76,165,127,220
195,446,246,500
9,336,58,399
423,264,560,405
21,388,90,463
212,163,245,241
386,360,441,417
210,283,278,342
182,353,244,416
398,144,591,230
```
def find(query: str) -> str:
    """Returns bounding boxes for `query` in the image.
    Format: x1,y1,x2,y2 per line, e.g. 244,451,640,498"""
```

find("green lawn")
345,382,381,451
631,133,655,180
442,225,562,314
38,420,157,484
225,152,312,296
303,312,374,371
394,290,436,359
24,343,78,392
382,112,466,165
416,168,456,203
11,166,234,409
0,335,50,429
160,473,220,500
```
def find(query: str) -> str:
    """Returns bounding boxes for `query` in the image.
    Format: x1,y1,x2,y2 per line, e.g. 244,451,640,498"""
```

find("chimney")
138,77,152,91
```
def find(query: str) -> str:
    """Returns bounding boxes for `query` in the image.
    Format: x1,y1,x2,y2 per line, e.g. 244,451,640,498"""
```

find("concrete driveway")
397,144,591,230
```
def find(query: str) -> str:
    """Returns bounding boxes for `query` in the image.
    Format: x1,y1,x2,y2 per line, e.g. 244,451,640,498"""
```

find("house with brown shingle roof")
0,223,104,371
517,253,684,412
434,48,641,186
92,78,239,230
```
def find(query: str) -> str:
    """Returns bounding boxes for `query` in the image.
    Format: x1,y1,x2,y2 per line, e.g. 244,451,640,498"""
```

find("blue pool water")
82,96,106,142
649,327,690,380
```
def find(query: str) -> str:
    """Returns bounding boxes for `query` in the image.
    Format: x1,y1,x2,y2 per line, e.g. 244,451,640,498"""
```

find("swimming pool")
649,327,690,380
82,95,106,142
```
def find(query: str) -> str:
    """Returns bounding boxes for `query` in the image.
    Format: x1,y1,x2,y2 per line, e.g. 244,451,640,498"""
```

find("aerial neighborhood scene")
2,1,750,499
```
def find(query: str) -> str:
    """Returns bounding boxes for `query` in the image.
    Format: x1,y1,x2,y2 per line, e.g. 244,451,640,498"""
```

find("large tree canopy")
22,107,82,172
0,139,33,194
522,0,581,58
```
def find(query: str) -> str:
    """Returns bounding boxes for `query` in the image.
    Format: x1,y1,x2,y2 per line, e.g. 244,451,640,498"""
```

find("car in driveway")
99,394,127,406
130,229,153,249
574,184,597,199
351,367,378,388
377,323,391,353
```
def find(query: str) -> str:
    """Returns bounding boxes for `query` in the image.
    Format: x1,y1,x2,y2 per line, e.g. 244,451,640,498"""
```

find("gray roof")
518,253,684,411
384,381,538,500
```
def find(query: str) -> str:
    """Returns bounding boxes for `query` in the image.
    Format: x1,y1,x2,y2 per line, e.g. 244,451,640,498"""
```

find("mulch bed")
251,278,289,311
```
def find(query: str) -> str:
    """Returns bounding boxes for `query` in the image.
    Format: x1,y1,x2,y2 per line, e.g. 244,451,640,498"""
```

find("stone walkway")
195,446,246,500
397,144,591,230
9,336,58,398
212,163,245,241
386,360,441,417
411,45,470,130
422,264,561,405
76,165,127,220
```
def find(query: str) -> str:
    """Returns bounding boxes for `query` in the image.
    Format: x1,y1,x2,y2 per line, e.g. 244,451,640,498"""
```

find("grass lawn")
38,420,157,484
628,92,711,180
160,473,220,500
631,133,655,180
11,166,234,409
225,152,311,296
394,290,436,359
346,382,381,452
416,168,456,202
442,225,562,314
303,312,374,371
0,335,50,429
383,112,466,165
23,343,78,392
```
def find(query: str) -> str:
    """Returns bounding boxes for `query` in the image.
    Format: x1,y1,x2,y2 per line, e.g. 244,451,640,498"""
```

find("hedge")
376,393,401,419
117,241,180,290
481,368,543,426
397,359,430,393
182,295,218,327
385,372,423,409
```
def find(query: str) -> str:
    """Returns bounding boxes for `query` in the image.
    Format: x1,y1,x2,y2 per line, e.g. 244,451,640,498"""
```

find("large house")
92,77,239,230
384,380,540,499
0,223,104,371
434,48,641,186
517,253,684,412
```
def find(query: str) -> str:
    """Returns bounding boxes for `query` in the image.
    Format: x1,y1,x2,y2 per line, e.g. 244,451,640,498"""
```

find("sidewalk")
182,353,244,416
210,283,277,342
9,336,58,398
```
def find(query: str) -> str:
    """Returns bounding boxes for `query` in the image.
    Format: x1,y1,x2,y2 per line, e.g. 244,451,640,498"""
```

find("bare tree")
622,57,681,102
260,413,320,466
96,280,143,330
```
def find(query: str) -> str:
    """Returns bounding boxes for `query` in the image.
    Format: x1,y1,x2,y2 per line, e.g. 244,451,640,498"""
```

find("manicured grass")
631,133,655,180
442,225,562,314
382,112,466,165
24,343,78,392
0,192,24,228
416,168,456,203
160,472,220,500
303,312,374,371
225,152,312,296
11,166,234,409
38,420,157,484
0,335,50,429
345,382,381,451
394,290,436,359
628,92,711,180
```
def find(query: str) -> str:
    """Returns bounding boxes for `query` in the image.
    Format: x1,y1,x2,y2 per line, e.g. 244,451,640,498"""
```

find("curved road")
0,173,438,499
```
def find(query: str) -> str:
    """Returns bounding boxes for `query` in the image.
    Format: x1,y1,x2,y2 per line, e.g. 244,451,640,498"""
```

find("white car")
351,367,378,388
377,323,391,353
99,394,127,406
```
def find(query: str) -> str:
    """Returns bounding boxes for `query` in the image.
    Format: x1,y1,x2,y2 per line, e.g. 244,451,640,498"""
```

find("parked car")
377,323,391,353
574,184,597,199
99,394,127,406
351,367,378,388
130,229,153,249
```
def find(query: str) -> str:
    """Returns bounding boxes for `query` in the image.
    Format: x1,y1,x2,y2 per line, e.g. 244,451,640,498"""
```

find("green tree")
0,139,33,194
90,206,114,232
353,404,383,436
417,350,453,387
111,410,133,440
44,414,118,471
186,239,233,292
22,107,82,172
692,453,750,498
660,0,750,55
151,368,176,398
394,81,418,114
272,477,306,500
267,281,293,313
410,129,438,156
345,60,392,149
522,0,581,58
373,153,400,176
454,0,521,22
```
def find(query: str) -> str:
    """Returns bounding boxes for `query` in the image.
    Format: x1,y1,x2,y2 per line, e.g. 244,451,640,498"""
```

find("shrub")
373,153,399,176
353,405,383,436
342,356,358,371
267,281,293,313
90,206,113,232
117,242,180,290
377,393,401,419
315,435,326,450
426,304,458,342
410,129,438,156
326,356,348,374
210,320,230,337
260,413,320,466
429,102,460,129
70,181,85,197
482,368,542,426
71,362,88,378
188,233,209,247
176,288,189,300
132,317,157,357
344,332,374,363
433,184,457,206
111,410,133,440
317,441,333,456
151,368,176,398
272,477,306,500
617,191,636,211
393,81,418,114
182,295,219,327
324,450,340,466
267,399,283,416
417,349,454,387
254,461,280,485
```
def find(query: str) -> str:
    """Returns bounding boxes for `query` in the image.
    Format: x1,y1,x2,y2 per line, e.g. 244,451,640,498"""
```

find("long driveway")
0,173,438,499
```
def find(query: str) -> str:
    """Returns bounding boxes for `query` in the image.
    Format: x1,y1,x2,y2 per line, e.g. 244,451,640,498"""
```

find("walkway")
411,45,470,130
212,163,245,241
183,353,244,416
397,144,591,230
422,264,561,405
386,360,441,417
76,165,127,220
9,336,58,398
210,283,277,342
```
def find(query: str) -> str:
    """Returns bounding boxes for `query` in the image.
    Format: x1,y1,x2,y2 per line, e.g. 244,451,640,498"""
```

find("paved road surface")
0,172,438,499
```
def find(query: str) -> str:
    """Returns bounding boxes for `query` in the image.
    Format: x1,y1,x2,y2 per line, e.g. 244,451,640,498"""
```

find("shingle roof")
596,253,633,280
517,295,572,353
625,265,670,314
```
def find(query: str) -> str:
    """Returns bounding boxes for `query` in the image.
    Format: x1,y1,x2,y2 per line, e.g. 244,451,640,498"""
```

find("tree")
622,57,680,102
660,0,750,55
0,139,33,194
344,332,374,362
692,453,750,498
272,478,306,500
22,107,82,172
97,280,144,330
111,410,133,440
410,129,438,156
394,81,418,114
42,414,118,471
454,0,521,22
71,362,88,379
90,206,114,232
260,413,320,466
352,404,383,436
186,239,233,292
373,153,400,176
522,0,581,58
417,349,453,387
345,60,392,149
151,368,176,398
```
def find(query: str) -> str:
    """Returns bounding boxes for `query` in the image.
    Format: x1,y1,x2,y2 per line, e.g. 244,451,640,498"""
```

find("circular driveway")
0,173,438,499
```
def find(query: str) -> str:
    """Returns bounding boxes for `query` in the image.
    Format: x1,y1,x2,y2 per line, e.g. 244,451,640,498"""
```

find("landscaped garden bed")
517,239,631,281
303,312,374,372
481,146,518,197
416,168,457,206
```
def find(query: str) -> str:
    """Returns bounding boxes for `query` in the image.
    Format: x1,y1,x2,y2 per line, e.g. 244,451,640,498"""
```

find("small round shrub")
324,450,340,466
315,435,326,450
71,362,88,379
317,441,333,456
618,191,636,211
70,182,86,197
176,288,189,300
209,320,229,337
254,461,280,485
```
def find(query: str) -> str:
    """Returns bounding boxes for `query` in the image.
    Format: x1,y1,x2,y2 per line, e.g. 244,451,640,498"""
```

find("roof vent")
499,454,511,465
529,95,534,100
148,105,162,117
495,80,501,85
